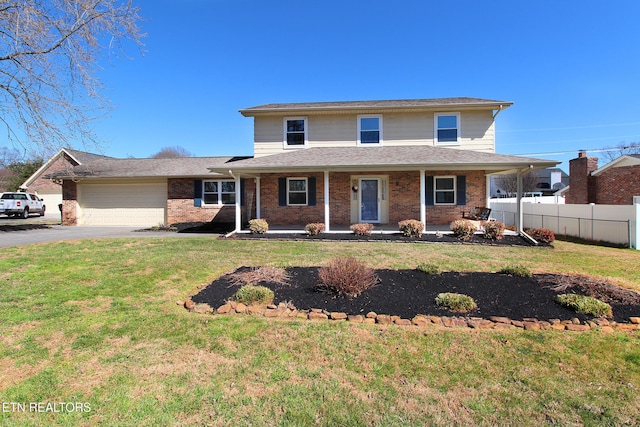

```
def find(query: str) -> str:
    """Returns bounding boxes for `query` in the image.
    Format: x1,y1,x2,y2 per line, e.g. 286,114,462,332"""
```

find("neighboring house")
566,151,640,205
490,168,568,198
49,97,559,229
21,148,112,211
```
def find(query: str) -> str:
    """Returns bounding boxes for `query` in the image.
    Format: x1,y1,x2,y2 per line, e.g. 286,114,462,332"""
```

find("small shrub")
498,264,532,277
526,227,555,243
316,257,378,298
350,223,374,236
417,262,440,275
398,219,424,238
228,266,290,287
248,219,269,234
450,219,477,240
483,221,505,240
305,222,326,236
231,285,275,305
435,293,477,313
556,294,612,318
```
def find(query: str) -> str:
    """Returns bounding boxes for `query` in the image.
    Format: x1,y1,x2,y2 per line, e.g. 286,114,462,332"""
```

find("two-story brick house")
49,97,559,230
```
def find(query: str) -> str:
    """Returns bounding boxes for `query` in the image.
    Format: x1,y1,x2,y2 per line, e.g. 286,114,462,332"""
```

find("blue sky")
93,0,640,172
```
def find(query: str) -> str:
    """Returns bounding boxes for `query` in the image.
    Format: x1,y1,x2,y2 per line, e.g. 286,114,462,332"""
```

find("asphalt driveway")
0,223,215,248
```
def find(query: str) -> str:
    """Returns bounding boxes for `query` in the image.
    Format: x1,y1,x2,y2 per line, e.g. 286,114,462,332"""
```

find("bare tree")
494,171,539,197
0,1,145,157
151,146,194,158
600,142,640,162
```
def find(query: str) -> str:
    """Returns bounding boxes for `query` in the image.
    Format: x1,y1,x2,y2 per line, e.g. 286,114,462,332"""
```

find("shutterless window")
435,113,460,144
434,176,456,205
284,117,307,147
203,180,236,205
287,178,307,205
358,115,382,145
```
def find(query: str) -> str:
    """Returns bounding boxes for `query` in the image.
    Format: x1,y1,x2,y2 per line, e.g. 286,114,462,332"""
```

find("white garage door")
78,181,167,226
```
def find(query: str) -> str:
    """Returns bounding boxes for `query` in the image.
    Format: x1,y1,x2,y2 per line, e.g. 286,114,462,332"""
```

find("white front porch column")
485,174,491,208
516,170,523,233
419,170,426,228
324,171,330,232
235,174,241,232
255,177,261,219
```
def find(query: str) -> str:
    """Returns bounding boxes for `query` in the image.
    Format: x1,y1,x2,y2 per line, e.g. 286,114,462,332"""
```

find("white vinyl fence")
489,201,640,249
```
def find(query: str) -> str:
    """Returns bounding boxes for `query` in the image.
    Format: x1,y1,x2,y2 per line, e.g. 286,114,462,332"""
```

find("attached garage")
77,180,167,226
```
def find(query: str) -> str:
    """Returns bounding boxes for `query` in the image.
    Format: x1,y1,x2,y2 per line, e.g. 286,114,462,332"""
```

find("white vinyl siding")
253,111,496,156
77,180,167,226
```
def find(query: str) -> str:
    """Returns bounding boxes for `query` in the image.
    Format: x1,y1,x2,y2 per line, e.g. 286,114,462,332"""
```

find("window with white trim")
434,176,456,205
203,180,236,205
287,177,307,206
357,115,382,145
434,113,460,145
283,117,308,147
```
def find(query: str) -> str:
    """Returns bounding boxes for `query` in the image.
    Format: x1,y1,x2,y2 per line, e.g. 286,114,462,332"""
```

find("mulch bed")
224,233,549,247
192,267,640,324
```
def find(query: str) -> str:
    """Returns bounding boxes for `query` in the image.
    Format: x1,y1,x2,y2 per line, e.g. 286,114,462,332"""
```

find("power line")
502,121,640,133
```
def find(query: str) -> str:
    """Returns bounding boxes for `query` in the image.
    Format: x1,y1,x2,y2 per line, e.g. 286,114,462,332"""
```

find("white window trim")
434,112,461,145
286,177,308,206
283,117,308,149
357,114,383,145
434,175,457,205
203,179,236,206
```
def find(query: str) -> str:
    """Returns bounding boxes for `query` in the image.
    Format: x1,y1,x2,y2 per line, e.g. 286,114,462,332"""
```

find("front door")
360,179,380,223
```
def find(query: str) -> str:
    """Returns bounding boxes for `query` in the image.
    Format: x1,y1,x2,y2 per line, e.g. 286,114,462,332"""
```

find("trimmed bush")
498,264,532,277
316,257,378,298
483,221,505,240
450,219,477,240
248,219,269,234
556,294,612,318
305,222,326,236
435,292,477,313
417,262,440,275
398,219,424,238
350,223,374,236
526,227,555,243
231,285,275,305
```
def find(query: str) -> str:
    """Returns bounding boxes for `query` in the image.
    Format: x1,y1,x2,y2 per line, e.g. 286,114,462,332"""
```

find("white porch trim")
324,171,330,232
420,169,426,228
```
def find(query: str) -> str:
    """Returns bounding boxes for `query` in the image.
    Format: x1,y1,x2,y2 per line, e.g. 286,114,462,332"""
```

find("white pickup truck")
0,192,46,218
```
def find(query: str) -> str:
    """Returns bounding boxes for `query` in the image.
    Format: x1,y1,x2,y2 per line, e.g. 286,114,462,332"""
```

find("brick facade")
26,153,77,194
61,180,77,226
567,153,640,205
594,164,640,205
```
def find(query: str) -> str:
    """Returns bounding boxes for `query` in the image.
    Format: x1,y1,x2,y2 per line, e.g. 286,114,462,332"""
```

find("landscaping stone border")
182,299,640,332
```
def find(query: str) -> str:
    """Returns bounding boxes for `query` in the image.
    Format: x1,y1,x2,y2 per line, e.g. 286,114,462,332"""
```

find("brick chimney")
567,151,598,204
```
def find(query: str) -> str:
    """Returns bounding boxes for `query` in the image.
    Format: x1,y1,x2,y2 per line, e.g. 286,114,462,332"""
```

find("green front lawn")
0,238,638,426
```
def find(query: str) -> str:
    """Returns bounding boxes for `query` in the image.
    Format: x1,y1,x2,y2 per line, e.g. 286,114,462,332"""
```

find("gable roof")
240,97,513,116
209,146,558,174
21,148,113,188
591,154,640,176
47,156,248,180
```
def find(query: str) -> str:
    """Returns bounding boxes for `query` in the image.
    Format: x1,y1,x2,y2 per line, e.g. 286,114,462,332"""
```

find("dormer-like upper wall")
239,98,512,158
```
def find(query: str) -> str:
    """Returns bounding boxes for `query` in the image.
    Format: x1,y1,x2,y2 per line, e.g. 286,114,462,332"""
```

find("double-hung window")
287,178,307,206
434,176,456,205
434,113,460,145
357,115,382,145
284,117,308,148
203,180,236,205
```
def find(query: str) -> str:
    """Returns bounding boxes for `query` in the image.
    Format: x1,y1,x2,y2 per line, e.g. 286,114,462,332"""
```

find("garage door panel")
78,182,167,226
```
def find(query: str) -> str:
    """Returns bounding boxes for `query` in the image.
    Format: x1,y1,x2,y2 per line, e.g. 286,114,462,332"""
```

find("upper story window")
434,113,460,145
358,115,382,145
203,180,236,205
284,117,308,148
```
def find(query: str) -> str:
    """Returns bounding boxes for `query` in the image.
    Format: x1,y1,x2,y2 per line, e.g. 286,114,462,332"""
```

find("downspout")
228,170,241,233
492,104,504,119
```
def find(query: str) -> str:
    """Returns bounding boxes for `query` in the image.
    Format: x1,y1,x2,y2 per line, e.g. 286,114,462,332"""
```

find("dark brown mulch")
224,233,551,247
191,267,640,324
